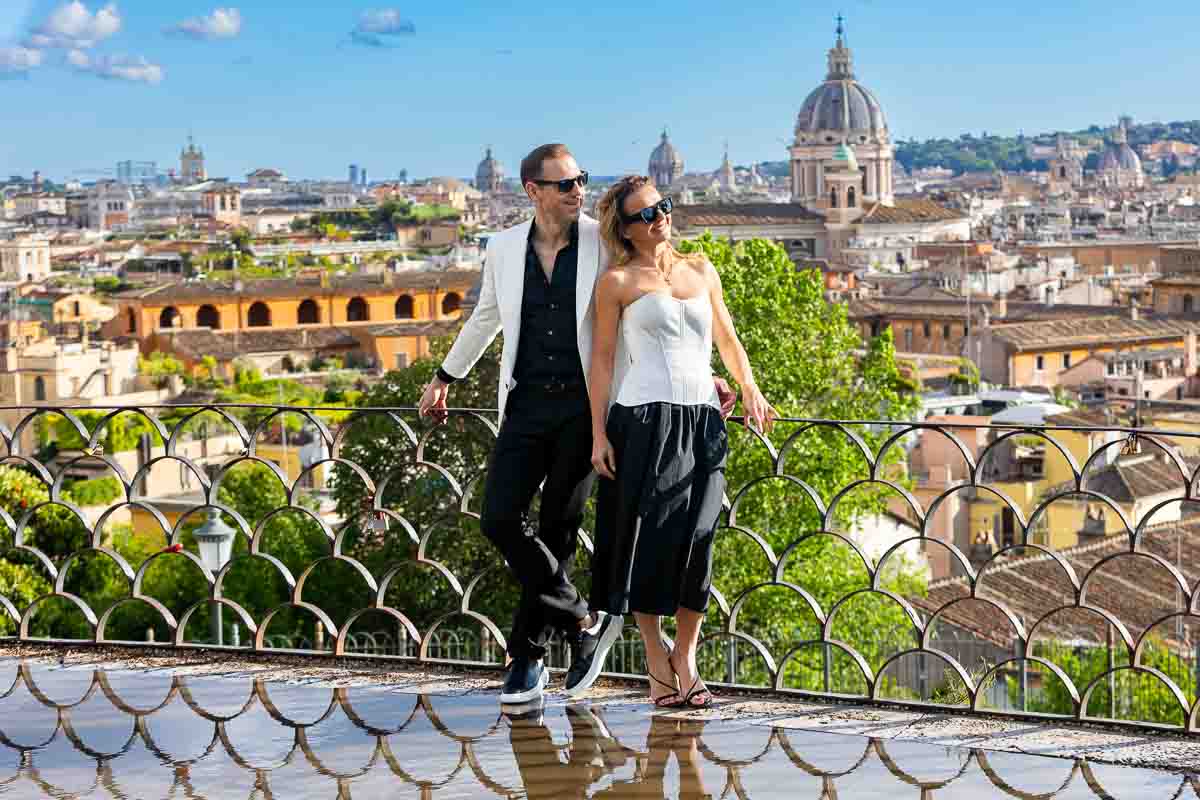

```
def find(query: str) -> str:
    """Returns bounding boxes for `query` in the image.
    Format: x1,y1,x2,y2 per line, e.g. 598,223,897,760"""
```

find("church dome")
794,22,888,144
1100,143,1141,173
475,147,504,192
649,130,684,185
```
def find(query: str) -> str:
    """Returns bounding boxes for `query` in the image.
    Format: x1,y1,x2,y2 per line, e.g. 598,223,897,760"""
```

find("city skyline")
2,0,1200,181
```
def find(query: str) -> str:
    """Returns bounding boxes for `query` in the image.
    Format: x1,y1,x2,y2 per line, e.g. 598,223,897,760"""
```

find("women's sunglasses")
623,196,673,225
530,171,589,193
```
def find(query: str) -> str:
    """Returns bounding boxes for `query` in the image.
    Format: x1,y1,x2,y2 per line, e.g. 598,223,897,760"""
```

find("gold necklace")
657,254,675,286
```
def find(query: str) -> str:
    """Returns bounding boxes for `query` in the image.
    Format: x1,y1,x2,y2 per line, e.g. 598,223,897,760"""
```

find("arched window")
829,188,839,208
847,186,856,207
197,304,220,329
34,376,46,401
159,306,181,329
298,298,320,324
247,301,271,327
347,296,369,322
441,293,462,316
126,308,137,334
1185,295,1195,314
395,295,414,319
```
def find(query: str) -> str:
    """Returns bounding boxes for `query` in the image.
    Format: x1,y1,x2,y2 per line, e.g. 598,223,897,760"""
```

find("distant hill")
750,119,1200,178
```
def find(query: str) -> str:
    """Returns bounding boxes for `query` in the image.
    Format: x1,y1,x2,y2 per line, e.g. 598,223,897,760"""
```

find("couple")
418,143,773,710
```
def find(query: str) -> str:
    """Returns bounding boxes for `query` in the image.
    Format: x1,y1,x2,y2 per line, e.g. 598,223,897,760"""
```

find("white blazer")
440,214,608,417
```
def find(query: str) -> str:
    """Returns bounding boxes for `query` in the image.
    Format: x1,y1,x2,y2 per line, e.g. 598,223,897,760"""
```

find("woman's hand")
714,377,737,420
591,434,617,479
741,383,777,434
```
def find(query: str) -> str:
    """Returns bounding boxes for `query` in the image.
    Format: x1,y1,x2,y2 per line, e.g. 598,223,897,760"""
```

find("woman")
588,175,774,709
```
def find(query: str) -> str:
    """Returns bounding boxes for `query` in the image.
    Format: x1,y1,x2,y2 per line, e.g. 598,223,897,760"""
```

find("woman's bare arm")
588,269,625,477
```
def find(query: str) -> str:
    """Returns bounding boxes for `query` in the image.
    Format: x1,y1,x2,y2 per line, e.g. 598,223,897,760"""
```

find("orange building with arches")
104,269,477,375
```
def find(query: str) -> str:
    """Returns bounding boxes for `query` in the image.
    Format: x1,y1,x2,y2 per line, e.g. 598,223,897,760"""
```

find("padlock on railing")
360,495,388,532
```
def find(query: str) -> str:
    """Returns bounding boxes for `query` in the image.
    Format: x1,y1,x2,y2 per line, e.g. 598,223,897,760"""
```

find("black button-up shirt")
512,221,585,385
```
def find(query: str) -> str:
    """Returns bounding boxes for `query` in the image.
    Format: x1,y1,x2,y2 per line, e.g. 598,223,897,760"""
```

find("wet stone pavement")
0,651,1199,798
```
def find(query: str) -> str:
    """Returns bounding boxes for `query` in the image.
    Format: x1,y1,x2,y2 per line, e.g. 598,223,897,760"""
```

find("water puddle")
0,658,1192,798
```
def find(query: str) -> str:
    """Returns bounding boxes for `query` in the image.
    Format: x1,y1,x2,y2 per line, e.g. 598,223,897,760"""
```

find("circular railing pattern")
4,404,1200,733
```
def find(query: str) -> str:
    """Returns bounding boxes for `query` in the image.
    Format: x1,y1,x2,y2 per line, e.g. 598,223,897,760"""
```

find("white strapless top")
613,292,719,409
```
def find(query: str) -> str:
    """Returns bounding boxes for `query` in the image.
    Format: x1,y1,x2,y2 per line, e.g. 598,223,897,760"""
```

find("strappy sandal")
678,677,714,710
668,651,714,710
649,670,683,709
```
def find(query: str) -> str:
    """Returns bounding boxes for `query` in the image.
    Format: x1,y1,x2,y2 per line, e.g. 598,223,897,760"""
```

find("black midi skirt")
591,402,728,617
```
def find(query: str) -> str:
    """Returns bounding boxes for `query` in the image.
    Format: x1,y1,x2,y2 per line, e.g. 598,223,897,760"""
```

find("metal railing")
4,402,1200,733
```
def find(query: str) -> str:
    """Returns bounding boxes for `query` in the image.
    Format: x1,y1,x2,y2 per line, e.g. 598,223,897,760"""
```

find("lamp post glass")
194,508,236,645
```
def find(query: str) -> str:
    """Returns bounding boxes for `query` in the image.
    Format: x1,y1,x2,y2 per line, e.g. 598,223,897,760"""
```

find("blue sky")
2,1,1199,182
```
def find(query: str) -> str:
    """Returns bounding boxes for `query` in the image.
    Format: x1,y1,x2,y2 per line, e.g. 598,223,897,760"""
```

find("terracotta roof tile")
987,316,1196,351
673,203,824,227
861,198,967,224
910,517,1200,650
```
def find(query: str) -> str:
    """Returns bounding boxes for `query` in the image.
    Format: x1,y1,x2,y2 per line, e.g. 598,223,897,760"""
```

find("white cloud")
356,8,414,35
0,45,44,74
27,1,120,49
68,50,164,84
166,7,242,40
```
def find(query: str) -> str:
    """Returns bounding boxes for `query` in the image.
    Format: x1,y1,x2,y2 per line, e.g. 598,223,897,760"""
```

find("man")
419,144,732,705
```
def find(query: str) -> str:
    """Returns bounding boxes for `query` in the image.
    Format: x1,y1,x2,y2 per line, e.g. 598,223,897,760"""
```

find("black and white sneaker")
500,657,549,704
563,611,623,698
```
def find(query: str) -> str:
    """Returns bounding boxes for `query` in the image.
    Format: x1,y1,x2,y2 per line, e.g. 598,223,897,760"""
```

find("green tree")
676,234,927,690
138,352,184,389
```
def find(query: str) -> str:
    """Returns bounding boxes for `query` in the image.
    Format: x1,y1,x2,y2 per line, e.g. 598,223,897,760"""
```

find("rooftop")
673,202,824,228
159,320,459,360
115,270,479,303
986,315,1196,351
914,517,1200,652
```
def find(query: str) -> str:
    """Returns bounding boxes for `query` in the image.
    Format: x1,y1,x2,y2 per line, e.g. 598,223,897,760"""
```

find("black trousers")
481,383,594,660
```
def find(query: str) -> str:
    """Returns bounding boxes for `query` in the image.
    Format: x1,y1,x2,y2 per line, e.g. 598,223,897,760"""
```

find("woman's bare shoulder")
597,264,632,294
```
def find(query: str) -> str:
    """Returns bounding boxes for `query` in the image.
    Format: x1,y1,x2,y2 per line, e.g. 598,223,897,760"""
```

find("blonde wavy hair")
596,175,693,267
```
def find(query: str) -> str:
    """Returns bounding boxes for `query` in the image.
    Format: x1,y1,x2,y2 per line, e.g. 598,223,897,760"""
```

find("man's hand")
418,376,450,424
714,377,737,420
591,434,617,480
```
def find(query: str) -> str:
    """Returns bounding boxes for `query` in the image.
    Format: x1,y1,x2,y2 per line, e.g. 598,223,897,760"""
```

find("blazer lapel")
504,222,532,325
576,220,600,333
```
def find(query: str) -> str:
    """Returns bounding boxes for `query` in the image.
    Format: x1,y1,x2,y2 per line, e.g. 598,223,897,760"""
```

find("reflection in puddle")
0,659,1192,798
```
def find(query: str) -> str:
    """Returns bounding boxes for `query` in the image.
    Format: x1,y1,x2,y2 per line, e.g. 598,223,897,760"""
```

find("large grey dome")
793,24,888,144
649,130,683,172
795,81,888,138
475,147,503,192
648,129,684,186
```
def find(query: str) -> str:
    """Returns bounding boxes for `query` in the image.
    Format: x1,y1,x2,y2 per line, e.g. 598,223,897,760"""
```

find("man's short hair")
520,143,573,185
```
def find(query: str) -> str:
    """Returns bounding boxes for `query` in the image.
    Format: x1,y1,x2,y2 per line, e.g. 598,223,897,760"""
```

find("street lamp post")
194,507,235,646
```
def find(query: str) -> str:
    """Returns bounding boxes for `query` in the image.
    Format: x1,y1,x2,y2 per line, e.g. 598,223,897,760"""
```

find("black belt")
518,378,586,393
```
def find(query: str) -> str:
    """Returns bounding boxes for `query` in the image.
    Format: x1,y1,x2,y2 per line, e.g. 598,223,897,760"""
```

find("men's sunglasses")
530,171,589,193
623,196,673,225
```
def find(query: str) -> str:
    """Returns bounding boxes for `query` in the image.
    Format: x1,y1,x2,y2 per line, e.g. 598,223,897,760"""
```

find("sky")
1,0,1199,183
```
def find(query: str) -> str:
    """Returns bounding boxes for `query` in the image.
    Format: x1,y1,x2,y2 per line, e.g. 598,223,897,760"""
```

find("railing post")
1194,641,1200,704
726,638,736,684
823,643,832,694
1108,624,1116,719
1014,625,1027,712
